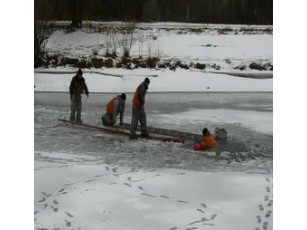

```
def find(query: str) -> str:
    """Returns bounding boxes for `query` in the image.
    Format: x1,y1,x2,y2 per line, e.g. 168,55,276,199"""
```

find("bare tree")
34,0,58,67
116,22,136,57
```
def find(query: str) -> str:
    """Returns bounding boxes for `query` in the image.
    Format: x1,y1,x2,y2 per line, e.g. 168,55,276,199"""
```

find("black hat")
144,77,150,84
120,93,126,100
77,68,83,75
202,128,209,135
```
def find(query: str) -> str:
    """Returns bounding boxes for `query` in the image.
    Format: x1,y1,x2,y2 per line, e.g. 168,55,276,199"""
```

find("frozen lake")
34,92,273,230
34,92,272,172
35,92,273,113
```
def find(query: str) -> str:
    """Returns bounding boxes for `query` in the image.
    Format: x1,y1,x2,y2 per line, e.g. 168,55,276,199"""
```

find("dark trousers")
130,105,147,136
102,113,113,126
70,95,82,121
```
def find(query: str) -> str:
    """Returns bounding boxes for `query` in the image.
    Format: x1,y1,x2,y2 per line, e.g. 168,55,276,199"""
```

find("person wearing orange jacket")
194,128,218,151
101,93,126,127
129,78,150,139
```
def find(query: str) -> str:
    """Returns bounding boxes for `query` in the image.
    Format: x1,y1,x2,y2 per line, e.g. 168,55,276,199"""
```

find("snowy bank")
34,68,272,93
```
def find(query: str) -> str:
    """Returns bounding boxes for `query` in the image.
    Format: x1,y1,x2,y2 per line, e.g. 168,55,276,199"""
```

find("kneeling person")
102,93,126,127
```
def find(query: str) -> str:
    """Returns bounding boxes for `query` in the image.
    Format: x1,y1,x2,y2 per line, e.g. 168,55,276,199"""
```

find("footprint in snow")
203,223,214,226
65,212,74,218
53,199,59,205
267,200,273,206
38,197,46,202
141,193,155,198
123,183,132,187
177,200,189,204
160,195,170,199
196,209,204,213
259,204,264,211
256,215,262,223
138,186,144,191
65,220,71,227
185,227,198,230
64,182,75,186
95,174,106,178
189,218,208,225
265,211,272,218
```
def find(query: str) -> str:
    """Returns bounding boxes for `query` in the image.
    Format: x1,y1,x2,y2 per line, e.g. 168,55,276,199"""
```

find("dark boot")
141,132,149,137
129,134,138,140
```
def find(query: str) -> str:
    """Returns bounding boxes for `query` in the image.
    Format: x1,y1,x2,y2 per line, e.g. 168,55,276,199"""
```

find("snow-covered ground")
35,153,272,230
5,2,307,229
34,89,273,230
31,22,274,230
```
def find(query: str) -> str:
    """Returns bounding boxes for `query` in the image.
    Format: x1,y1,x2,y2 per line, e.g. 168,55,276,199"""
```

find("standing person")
129,78,150,139
101,93,126,127
69,68,89,123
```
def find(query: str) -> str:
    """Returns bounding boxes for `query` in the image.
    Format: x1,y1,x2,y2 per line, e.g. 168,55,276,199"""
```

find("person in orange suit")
101,93,126,127
194,128,218,151
129,78,150,139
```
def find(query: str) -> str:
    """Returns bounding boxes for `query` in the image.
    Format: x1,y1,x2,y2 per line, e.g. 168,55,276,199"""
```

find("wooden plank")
58,119,184,143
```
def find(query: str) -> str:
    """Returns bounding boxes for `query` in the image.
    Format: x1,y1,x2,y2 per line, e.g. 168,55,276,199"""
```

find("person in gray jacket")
102,93,126,127
69,68,89,123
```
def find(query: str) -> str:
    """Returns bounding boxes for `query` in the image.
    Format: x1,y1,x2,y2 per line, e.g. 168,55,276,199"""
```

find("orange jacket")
132,82,148,106
105,96,125,125
202,133,218,149
106,97,116,114
106,96,125,114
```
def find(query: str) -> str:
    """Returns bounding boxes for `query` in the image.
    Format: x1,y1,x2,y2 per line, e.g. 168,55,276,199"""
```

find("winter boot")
129,134,138,140
141,132,149,137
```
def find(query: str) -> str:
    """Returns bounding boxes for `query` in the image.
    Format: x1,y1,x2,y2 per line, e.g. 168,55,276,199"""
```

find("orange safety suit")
102,95,125,126
107,96,120,114
202,133,219,149
132,82,147,106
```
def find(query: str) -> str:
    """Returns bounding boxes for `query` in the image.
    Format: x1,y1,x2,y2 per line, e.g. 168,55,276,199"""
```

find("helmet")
144,77,150,85
120,93,126,100
202,128,209,135
77,68,83,75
